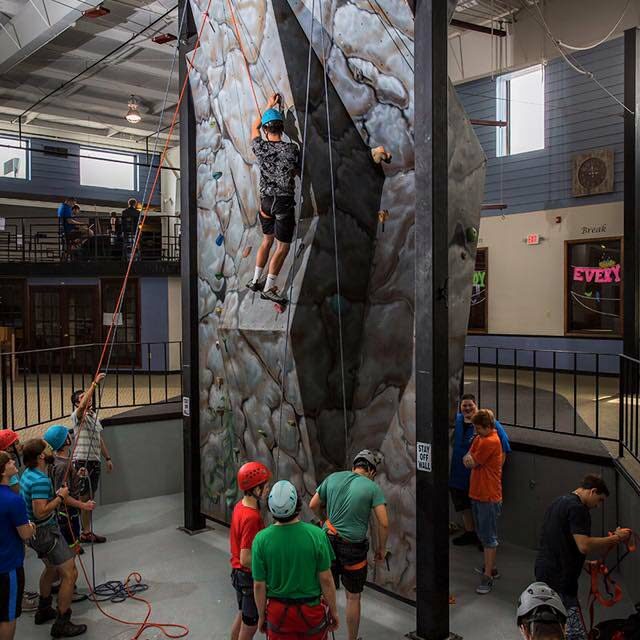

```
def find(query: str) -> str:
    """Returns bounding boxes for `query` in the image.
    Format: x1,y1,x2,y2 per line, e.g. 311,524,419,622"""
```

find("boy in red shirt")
463,409,503,595
230,462,271,640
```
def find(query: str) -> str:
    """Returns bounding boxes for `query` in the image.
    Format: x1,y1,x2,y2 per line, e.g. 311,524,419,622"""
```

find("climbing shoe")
261,287,287,304
246,279,265,292
34,596,56,625
452,531,480,546
50,609,87,638
79,531,106,544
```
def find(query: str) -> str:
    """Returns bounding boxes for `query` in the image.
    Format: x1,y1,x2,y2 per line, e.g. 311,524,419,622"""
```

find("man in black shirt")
121,198,140,258
535,474,630,640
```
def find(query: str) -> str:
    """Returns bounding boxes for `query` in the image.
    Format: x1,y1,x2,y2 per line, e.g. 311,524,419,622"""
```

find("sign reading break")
416,442,432,472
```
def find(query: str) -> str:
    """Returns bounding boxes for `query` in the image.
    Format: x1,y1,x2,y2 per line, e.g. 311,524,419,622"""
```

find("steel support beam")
413,0,450,638
624,28,640,359
450,19,507,37
179,0,205,534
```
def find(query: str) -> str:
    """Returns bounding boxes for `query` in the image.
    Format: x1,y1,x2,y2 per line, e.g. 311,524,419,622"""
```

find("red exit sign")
527,233,540,245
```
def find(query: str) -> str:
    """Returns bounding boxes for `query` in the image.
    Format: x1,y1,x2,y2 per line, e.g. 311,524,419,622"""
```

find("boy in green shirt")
252,480,339,640
310,450,389,640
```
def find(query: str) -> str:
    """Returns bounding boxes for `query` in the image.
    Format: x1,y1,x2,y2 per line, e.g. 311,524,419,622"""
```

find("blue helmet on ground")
261,109,283,127
43,425,70,452
268,480,298,519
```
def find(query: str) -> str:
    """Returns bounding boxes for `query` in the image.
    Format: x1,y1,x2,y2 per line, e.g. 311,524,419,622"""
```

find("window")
468,248,488,333
0,136,28,179
101,279,140,366
80,148,136,190
497,65,544,157
0,279,26,349
566,239,622,336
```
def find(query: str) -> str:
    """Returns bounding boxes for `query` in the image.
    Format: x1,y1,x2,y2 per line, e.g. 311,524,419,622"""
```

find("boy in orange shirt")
463,409,503,595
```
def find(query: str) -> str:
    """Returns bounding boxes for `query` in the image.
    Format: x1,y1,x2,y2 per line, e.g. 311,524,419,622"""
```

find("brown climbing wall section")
188,0,485,598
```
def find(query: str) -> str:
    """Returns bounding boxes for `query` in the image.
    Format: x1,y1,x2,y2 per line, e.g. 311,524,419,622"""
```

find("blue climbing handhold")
215,233,224,246
213,171,222,181
330,294,351,316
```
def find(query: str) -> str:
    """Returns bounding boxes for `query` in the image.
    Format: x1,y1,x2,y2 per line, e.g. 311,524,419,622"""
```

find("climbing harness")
325,520,369,573
583,530,638,639
265,598,332,638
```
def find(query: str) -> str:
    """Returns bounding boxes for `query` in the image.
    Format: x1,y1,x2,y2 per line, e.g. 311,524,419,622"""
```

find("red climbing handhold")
274,303,286,314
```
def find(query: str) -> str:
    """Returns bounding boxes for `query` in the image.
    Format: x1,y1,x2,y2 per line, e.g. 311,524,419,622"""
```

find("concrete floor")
16,493,638,640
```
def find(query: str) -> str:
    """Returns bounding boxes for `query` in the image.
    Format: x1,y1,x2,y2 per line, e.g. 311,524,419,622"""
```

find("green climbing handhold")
258,429,268,438
466,226,478,243
215,272,224,280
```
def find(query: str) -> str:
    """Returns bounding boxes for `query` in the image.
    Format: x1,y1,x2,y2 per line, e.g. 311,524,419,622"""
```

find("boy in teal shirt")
310,450,389,640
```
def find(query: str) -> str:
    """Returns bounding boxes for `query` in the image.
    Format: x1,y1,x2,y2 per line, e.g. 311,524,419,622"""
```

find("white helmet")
268,480,299,519
517,582,567,626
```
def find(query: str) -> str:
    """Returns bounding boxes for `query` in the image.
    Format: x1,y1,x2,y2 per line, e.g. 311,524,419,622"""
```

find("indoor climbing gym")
2,0,640,639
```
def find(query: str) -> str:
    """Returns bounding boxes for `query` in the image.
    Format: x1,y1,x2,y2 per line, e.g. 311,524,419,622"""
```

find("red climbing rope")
54,2,215,637
225,0,262,115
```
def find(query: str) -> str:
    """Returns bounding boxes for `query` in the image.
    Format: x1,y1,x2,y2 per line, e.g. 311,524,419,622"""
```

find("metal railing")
620,354,640,462
0,215,180,263
0,341,182,431
463,346,621,445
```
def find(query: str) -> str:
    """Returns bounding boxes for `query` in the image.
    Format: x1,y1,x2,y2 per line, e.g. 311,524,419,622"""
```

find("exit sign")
527,233,540,245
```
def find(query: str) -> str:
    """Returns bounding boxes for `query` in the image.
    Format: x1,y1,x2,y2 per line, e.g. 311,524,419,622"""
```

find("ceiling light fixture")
125,96,142,124
83,5,110,18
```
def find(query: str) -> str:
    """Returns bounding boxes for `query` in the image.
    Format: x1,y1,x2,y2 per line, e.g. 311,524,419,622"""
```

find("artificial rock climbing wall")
188,0,485,599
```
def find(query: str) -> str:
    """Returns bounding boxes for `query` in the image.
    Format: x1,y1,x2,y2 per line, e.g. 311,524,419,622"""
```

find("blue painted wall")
0,136,161,206
139,277,169,371
458,36,624,216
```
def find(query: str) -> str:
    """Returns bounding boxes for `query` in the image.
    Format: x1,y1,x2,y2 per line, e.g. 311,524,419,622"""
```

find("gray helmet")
268,480,299,519
517,582,567,626
353,449,383,470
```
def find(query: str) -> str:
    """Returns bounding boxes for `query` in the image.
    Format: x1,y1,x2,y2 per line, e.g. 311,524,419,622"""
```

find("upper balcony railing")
0,215,181,265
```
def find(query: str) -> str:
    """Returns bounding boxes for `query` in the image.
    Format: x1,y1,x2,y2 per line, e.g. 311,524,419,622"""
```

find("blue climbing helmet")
261,108,284,127
43,425,70,452
268,480,298,519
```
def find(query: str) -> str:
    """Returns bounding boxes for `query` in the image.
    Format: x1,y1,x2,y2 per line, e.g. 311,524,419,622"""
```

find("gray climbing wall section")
188,0,485,599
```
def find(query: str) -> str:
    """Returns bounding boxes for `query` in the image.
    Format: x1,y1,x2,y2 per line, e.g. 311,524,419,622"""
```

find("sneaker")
476,574,494,595
452,531,480,546
21,592,38,613
474,566,500,579
246,279,265,292
79,531,106,544
50,608,87,638
260,287,287,304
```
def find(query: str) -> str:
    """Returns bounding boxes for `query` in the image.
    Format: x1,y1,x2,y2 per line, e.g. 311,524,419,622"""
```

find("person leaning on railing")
70,372,112,544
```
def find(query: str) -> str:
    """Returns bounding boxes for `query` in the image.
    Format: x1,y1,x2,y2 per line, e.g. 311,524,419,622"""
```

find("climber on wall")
309,450,389,640
246,93,300,306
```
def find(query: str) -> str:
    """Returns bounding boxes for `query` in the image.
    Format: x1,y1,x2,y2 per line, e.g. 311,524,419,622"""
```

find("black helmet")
517,582,567,627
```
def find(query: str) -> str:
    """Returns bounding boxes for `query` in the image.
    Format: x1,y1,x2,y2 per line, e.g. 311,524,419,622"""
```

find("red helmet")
238,462,271,492
0,429,19,451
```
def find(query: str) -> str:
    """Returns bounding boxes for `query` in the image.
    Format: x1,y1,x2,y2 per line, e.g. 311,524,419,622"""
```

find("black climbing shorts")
231,569,259,626
327,534,369,594
449,487,471,513
0,567,24,623
259,196,295,243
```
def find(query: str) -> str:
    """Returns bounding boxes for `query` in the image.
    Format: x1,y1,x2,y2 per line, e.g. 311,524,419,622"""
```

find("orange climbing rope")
225,0,262,115
54,2,214,638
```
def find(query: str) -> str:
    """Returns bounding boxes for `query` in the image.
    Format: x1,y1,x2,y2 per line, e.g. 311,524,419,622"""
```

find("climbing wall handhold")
215,376,224,389
215,404,225,416
378,209,389,232
257,428,268,438
215,341,220,350
371,146,392,164
330,294,351,317
214,306,223,316
212,171,222,181
215,233,224,246
215,272,224,280
242,245,252,258
274,303,286,314
466,226,478,243
287,418,296,427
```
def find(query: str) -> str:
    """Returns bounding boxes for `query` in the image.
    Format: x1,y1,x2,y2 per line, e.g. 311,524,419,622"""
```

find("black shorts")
450,487,471,512
231,569,259,626
260,196,296,243
0,567,25,623
327,534,369,594
74,460,101,496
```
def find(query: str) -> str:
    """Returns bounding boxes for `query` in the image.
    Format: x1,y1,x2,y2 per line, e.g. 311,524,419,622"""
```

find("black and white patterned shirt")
252,137,299,197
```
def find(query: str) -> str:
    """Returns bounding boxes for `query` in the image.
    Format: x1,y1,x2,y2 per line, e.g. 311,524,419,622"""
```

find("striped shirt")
71,408,103,463
20,468,55,526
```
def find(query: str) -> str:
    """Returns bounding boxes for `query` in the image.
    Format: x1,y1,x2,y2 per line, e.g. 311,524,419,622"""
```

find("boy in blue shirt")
449,394,511,549
0,451,36,640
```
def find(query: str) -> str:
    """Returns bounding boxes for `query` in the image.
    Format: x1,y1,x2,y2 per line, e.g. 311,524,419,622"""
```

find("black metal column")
624,28,640,359
413,0,450,638
179,0,205,533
